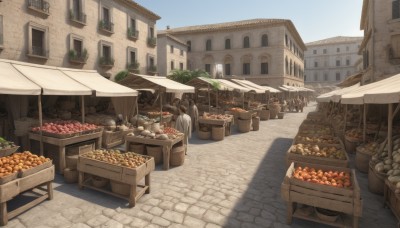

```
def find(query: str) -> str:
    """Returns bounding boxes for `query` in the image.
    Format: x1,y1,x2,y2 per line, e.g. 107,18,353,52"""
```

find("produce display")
129,127,183,140
292,166,352,188
357,141,380,155
290,144,346,160
202,113,232,120
82,149,150,168
295,135,340,145
147,111,171,116
31,121,99,135
345,128,363,140
0,137,16,150
229,107,247,113
0,151,50,177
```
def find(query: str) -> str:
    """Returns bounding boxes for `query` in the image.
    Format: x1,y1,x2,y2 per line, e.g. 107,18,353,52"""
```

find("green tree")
114,70,129,82
167,69,210,84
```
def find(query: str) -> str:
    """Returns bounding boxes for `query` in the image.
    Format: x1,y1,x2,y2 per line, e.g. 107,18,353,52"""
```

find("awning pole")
216,90,219,113
208,84,211,112
388,103,393,158
363,104,367,143
160,91,163,125
38,95,43,156
242,92,244,109
343,104,347,138
81,96,85,123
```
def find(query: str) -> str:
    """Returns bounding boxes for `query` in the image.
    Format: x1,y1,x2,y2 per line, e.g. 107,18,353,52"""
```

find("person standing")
188,99,199,132
175,105,192,154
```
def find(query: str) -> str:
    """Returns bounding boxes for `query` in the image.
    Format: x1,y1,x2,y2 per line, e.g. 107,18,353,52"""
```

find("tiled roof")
158,18,306,49
306,36,363,46
118,0,161,20
157,34,188,46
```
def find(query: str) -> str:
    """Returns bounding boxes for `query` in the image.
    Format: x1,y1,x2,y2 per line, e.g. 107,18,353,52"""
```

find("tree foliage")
167,69,210,84
114,70,129,82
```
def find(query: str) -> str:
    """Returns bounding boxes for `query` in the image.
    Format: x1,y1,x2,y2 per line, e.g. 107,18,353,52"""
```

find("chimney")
166,25,170,30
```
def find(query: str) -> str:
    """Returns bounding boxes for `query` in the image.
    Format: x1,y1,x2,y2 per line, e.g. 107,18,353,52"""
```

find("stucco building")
359,0,400,84
158,19,306,87
304,36,363,86
157,33,187,76
0,0,160,80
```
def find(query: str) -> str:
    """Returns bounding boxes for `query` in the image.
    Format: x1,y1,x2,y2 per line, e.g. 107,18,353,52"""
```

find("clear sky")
134,0,364,43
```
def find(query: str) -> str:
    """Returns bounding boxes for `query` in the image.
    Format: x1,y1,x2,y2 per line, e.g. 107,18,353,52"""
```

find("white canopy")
216,79,251,93
363,73,400,104
60,68,138,97
12,62,92,96
317,83,360,103
0,60,41,95
186,77,232,91
119,74,195,93
261,86,281,93
230,79,266,94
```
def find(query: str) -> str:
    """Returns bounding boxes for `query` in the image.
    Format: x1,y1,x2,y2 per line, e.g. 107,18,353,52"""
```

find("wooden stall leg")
0,202,7,226
96,136,102,149
59,147,66,175
353,216,359,228
145,174,151,194
47,182,53,200
78,172,84,190
129,185,137,208
162,146,170,170
286,202,293,225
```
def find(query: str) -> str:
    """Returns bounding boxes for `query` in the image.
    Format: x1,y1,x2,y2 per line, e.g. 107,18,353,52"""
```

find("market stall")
197,113,234,140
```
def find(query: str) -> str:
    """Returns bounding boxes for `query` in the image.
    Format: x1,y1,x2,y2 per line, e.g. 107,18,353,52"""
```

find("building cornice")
358,30,371,54
158,34,188,46
360,0,369,30
117,0,161,21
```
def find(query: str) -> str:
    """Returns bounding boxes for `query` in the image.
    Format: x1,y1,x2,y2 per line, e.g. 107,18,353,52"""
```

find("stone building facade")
304,36,363,86
0,0,160,80
158,19,306,87
359,0,400,84
157,33,187,76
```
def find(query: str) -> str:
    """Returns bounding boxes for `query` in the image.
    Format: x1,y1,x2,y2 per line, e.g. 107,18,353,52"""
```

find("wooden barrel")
198,130,211,140
259,110,270,121
368,161,384,195
238,119,251,133
355,147,371,173
64,168,78,184
239,111,252,120
252,117,260,131
170,145,185,166
344,136,361,154
277,112,284,119
212,126,225,141
146,145,163,165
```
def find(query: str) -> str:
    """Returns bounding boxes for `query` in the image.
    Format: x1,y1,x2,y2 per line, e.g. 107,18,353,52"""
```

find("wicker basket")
92,175,109,188
344,135,362,154
211,126,225,141
269,109,278,119
259,110,270,121
225,125,231,136
198,130,211,140
238,119,251,133
66,155,78,169
368,161,384,195
252,117,260,131
146,145,163,165
110,180,130,196
170,145,185,166
239,111,252,120
277,112,284,119
64,168,78,183
129,143,146,154
355,147,371,173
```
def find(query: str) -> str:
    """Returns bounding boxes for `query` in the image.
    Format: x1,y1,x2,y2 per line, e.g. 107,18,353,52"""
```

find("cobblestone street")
6,103,398,228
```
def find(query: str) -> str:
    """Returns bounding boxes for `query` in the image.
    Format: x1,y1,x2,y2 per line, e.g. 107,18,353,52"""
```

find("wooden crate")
66,141,95,156
77,155,155,207
281,162,362,228
286,144,350,168
102,129,133,149
384,179,400,226
293,134,343,146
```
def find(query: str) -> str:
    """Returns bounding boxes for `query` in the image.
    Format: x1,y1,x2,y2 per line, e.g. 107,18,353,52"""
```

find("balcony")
147,37,157,47
99,56,114,68
127,28,139,40
98,20,114,34
128,62,140,73
147,65,157,75
27,46,48,59
70,10,87,25
27,0,50,16
69,49,88,64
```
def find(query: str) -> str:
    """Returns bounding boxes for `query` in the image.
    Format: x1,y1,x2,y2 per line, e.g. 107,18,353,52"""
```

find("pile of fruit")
132,127,183,140
345,128,363,140
31,121,99,135
0,152,50,177
229,107,247,113
203,113,231,120
82,150,149,168
0,137,16,150
295,135,340,144
290,144,346,160
148,111,171,116
292,166,352,188
357,141,380,155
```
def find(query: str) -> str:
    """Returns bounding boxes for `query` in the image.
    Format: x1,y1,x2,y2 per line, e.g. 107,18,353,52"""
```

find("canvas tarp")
230,79,266,94
216,79,252,93
261,86,281,93
119,74,195,93
0,60,41,95
60,69,137,97
186,77,232,91
363,73,400,104
317,83,360,103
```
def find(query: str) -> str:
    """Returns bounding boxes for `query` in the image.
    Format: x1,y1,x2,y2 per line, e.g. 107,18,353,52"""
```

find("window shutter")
393,0,400,19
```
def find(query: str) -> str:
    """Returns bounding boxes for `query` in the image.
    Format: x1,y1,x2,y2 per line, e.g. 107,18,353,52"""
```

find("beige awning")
60,68,138,97
0,60,41,95
317,83,360,103
119,74,195,93
261,86,281,93
216,79,251,93
186,77,232,91
230,79,266,94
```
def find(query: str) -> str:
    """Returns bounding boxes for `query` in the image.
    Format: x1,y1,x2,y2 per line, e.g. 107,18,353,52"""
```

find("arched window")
261,34,268,47
285,34,288,46
260,56,268,75
290,59,293,75
225,39,231,49
285,57,289,75
242,55,252,75
187,41,191,52
206,39,212,51
243,36,250,48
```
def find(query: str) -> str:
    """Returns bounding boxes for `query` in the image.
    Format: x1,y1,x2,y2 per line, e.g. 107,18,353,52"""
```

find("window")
243,36,250,48
285,34,288,46
130,51,136,64
205,64,211,73
346,46,350,51
206,39,211,51
337,47,340,53
313,50,317,54
102,45,111,59
28,22,49,58
336,60,341,66
225,38,231,49
149,27,154,38
170,61,174,70
314,61,318,68
127,47,138,71
225,64,231,76
180,62,184,70
261,34,268,47
243,63,250,75
73,39,83,57
170,45,174,53
261,62,268,74
0,15,3,47
128,17,138,39
393,0,400,19
390,35,400,58
130,18,136,31
149,57,155,67
187,41,191,52
70,0,86,24
180,49,184,56
324,73,328,81
336,72,341,81
323,49,327,54
346,59,350,66
285,57,289,74
290,60,293,75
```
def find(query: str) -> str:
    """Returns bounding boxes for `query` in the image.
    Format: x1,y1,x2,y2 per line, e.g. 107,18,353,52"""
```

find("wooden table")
125,135,183,170
198,116,233,136
29,132,102,174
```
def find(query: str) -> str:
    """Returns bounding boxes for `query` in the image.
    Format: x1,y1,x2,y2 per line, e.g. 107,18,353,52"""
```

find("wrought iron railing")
28,0,50,14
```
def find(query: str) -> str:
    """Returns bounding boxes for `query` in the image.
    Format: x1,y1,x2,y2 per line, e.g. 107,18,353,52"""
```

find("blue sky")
135,0,364,43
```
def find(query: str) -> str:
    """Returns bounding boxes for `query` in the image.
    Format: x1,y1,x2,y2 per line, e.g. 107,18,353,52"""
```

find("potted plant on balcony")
99,56,115,67
147,65,157,75
147,37,157,47
127,28,138,40
69,49,88,64
128,61,140,73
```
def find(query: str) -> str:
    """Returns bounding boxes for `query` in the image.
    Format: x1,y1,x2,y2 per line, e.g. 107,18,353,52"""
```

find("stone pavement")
6,103,398,228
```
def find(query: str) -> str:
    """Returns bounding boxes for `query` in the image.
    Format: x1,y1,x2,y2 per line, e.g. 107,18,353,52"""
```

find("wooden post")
160,91,163,125
363,104,367,143
38,95,43,156
208,83,211,112
242,92,244,109
81,96,85,123
216,90,219,112
343,104,348,137
388,103,393,158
